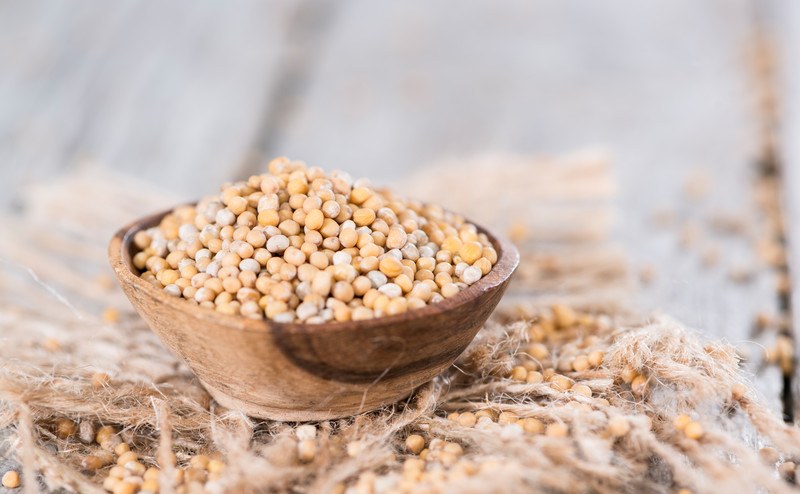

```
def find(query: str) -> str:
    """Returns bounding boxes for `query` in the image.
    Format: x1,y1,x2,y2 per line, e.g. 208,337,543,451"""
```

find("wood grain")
0,0,297,206
108,208,519,421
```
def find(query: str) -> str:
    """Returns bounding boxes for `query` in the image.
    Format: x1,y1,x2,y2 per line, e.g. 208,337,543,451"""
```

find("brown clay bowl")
109,208,519,421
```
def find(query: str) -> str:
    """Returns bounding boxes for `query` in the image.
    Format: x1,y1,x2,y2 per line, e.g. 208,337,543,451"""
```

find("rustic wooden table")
1,0,798,490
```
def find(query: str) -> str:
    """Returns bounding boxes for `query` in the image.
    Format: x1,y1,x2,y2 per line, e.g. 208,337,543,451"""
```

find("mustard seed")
54,417,77,439
608,416,630,437
134,159,498,322
545,422,568,437
2,471,20,489
684,421,704,440
458,412,477,427
405,434,426,454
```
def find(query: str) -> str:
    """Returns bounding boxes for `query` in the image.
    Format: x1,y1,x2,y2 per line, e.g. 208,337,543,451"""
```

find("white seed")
296,424,317,441
179,224,199,241
378,283,402,299
239,259,261,272
266,235,290,253
215,209,236,226
332,251,352,266
164,284,181,297
461,266,482,285
367,271,388,288
296,302,319,321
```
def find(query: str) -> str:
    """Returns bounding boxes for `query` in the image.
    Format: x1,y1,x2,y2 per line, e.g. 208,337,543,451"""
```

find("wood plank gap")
747,8,794,422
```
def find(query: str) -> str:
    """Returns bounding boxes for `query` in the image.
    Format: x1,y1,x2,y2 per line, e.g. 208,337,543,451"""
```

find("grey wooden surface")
0,3,797,486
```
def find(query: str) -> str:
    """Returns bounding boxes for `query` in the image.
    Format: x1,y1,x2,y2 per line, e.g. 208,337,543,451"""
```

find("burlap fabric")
1,155,798,494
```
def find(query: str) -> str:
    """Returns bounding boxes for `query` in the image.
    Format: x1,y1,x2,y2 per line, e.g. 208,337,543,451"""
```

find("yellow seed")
630,374,647,395
684,421,704,440
2,471,20,489
305,209,325,230
353,208,376,227
527,343,549,361
550,374,573,392
185,467,207,483
441,282,460,298
552,304,577,328
521,418,544,434
143,467,160,481
125,461,146,476
572,355,590,372
526,371,544,384
620,367,637,384
482,247,498,264
498,412,518,425
442,236,462,253
81,455,106,471
141,479,159,492
571,383,592,397
208,459,226,474
55,417,77,439
379,257,404,278
287,178,308,195
96,425,116,445
114,442,130,456
350,186,373,205
258,209,280,226
108,466,127,478
102,307,120,323
298,439,317,462
473,257,493,275
189,454,209,470
116,451,138,466
608,416,630,437
674,414,692,431
113,481,137,494
386,297,408,315
459,242,483,264
587,350,604,367
510,366,528,381
545,423,568,437
458,412,477,427
405,434,426,454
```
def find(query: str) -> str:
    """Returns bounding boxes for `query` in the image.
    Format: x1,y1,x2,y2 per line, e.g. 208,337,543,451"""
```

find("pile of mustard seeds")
132,158,498,323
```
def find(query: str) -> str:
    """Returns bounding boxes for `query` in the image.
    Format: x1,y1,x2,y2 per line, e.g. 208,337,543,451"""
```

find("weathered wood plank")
256,0,783,410
0,0,297,206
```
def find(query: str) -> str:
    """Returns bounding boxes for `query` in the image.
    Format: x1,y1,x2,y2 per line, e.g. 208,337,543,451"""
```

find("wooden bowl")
109,208,519,421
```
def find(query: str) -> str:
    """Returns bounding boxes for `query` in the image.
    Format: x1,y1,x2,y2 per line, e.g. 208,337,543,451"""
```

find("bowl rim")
109,206,519,335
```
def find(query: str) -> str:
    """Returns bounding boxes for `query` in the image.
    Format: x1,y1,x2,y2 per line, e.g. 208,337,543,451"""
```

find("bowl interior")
112,208,520,336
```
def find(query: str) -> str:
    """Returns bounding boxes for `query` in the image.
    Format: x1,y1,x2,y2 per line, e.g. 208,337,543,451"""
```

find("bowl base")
200,379,414,421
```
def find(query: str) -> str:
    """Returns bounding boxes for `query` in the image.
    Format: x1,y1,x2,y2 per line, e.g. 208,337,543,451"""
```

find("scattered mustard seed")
405,434,426,455
2,470,20,489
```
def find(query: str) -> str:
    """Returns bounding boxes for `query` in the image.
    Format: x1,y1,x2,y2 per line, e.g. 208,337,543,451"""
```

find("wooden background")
1,0,798,430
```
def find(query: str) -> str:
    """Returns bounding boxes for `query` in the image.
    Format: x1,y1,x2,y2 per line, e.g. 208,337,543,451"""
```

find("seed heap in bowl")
132,158,498,323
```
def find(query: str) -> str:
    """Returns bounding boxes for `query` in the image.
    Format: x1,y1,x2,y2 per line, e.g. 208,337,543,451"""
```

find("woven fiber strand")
0,157,798,494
